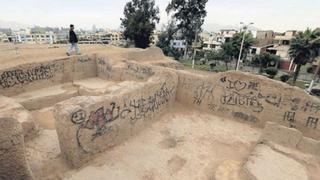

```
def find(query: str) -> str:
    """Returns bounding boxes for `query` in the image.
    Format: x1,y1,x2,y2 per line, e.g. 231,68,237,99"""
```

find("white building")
200,32,222,51
217,29,238,43
0,33,9,42
10,30,56,44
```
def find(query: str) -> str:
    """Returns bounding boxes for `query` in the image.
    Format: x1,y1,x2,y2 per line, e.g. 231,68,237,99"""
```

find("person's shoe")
66,52,70,56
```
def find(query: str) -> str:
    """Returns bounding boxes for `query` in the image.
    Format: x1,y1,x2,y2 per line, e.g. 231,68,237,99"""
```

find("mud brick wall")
54,68,178,167
96,57,155,82
0,55,97,96
176,70,320,140
0,118,34,180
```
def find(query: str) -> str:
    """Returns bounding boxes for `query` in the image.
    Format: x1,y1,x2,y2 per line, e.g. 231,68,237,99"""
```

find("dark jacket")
69,30,78,43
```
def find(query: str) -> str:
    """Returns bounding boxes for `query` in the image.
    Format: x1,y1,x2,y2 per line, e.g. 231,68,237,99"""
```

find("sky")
0,0,319,32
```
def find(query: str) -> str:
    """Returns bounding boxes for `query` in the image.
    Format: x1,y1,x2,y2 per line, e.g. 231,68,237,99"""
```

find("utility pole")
236,22,254,71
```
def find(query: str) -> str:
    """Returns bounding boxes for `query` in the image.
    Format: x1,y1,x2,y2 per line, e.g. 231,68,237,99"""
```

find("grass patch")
181,60,228,72
287,79,308,89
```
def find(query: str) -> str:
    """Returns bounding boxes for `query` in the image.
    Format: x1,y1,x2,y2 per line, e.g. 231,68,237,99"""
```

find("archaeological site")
0,44,320,180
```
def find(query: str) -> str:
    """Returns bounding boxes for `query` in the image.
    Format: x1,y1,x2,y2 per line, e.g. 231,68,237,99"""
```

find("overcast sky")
0,0,319,32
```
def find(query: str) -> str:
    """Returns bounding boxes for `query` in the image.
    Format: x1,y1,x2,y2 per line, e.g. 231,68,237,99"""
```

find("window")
282,40,290,45
251,48,257,54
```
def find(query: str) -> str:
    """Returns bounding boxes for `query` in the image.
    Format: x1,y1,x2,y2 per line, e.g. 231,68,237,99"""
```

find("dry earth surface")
0,44,320,180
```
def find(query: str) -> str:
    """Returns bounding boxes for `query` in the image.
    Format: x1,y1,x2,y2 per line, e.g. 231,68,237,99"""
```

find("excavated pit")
0,44,320,180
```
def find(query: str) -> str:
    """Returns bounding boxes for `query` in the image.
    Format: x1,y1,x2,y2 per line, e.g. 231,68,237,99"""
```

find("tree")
121,0,160,48
219,32,254,69
230,32,255,60
156,20,184,60
289,29,320,84
207,50,232,70
252,53,280,74
166,0,208,57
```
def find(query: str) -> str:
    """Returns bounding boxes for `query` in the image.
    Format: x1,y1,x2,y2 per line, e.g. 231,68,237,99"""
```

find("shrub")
280,74,291,82
265,67,278,79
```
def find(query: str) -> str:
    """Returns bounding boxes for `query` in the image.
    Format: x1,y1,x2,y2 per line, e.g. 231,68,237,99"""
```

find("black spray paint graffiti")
301,101,320,114
0,64,57,88
70,83,173,152
193,82,215,105
283,111,296,128
220,76,260,92
219,77,264,113
126,63,155,78
306,117,319,129
221,91,264,113
77,57,91,63
192,76,320,129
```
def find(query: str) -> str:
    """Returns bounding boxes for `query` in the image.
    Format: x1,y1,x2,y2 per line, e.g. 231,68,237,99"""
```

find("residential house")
217,29,238,43
0,32,9,42
249,30,275,57
9,29,57,44
200,32,222,51
268,30,297,70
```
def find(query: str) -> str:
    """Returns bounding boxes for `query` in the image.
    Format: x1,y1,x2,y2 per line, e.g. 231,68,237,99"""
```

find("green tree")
156,20,184,60
166,0,208,57
207,50,232,70
121,0,160,48
221,42,236,59
219,32,254,69
289,29,320,84
230,32,255,60
252,53,280,74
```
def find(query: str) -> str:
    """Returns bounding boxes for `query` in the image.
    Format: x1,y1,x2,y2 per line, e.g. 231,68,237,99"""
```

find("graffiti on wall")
219,76,264,113
194,82,215,105
97,58,113,79
70,82,173,152
187,75,320,129
125,62,155,79
77,57,91,63
0,64,61,89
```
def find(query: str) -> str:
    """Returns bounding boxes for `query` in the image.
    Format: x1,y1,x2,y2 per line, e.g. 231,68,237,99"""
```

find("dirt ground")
25,104,261,180
0,43,141,69
2,44,320,180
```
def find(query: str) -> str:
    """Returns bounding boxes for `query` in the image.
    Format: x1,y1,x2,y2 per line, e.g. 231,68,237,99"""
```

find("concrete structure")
218,29,238,43
200,29,238,51
271,30,297,59
0,45,319,179
268,30,297,70
250,30,275,56
10,30,56,44
78,31,125,45
150,30,161,46
0,32,9,42
200,32,222,51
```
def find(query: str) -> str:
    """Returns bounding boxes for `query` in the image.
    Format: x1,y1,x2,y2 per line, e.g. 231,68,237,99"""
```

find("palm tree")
289,29,320,84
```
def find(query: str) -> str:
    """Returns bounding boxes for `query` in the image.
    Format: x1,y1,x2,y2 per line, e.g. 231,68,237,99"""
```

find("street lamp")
236,22,254,71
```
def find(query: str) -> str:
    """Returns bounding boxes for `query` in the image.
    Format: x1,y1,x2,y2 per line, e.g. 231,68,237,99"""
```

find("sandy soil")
25,104,261,180
0,43,140,69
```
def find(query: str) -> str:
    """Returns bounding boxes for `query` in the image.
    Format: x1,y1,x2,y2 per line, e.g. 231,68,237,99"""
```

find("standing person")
67,24,80,56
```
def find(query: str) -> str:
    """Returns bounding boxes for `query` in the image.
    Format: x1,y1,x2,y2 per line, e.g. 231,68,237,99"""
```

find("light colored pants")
68,43,80,54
